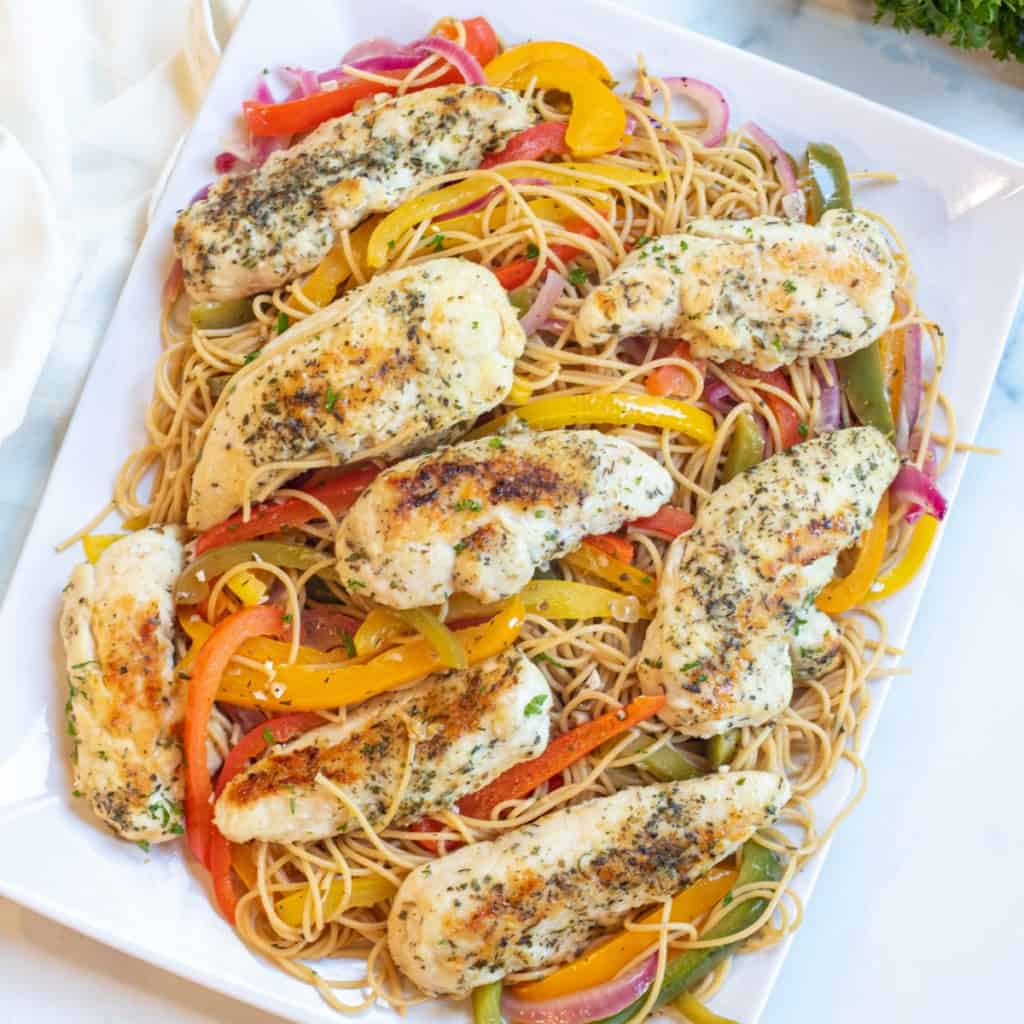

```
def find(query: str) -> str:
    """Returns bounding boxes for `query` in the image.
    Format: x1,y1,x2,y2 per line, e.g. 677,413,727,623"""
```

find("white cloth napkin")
0,0,243,443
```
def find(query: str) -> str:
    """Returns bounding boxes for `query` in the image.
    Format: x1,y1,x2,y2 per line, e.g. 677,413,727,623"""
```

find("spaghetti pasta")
102,25,952,1022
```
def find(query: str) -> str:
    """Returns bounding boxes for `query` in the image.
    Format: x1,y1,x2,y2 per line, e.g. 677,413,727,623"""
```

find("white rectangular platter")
0,0,1022,1021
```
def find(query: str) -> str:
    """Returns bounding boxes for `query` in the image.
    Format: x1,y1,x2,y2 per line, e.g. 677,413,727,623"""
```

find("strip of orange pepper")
184,605,284,867
485,40,612,86
816,493,890,614
563,543,658,602
458,695,666,819
211,599,524,711
514,866,738,1001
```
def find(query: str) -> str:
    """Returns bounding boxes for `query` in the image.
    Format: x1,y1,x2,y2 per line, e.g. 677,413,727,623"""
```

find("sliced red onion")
249,131,290,166
318,54,422,84
501,953,658,1024
744,121,805,221
292,605,362,652
250,75,275,105
891,463,947,522
218,702,267,735
816,360,841,433
339,37,404,65
281,65,320,98
408,35,486,84
617,336,656,365
519,270,566,335
437,178,551,223
704,377,738,413
663,77,730,147
903,323,923,438
189,183,211,205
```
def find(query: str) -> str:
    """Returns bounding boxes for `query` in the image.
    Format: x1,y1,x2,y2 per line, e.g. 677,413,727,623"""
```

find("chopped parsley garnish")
275,312,289,333
523,693,549,716
262,727,275,745
679,239,688,251
798,422,809,437
324,385,339,412
70,660,98,670
71,789,82,798
771,337,783,353
282,613,293,624
568,266,588,287
526,243,540,260
243,348,262,364
534,509,546,518
431,234,445,252
136,840,151,854
635,234,651,247
339,631,356,657
346,577,366,590
290,797,297,814
488,436,504,449
782,279,797,294
681,660,703,671
453,498,482,512
453,541,467,554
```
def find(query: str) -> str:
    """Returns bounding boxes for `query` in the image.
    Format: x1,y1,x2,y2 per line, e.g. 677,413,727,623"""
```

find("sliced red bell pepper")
244,17,499,137
583,533,635,563
207,711,324,922
480,122,568,168
185,606,284,869
723,361,804,449
629,505,695,539
193,464,379,556
492,217,601,290
457,695,666,820
645,341,706,397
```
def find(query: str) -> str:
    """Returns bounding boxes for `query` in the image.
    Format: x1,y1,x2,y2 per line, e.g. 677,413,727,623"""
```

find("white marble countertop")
1,1,1021,1021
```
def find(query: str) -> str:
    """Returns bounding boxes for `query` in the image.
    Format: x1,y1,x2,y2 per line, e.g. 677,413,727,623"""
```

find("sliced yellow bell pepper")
502,62,626,158
446,579,649,623
513,866,737,1001
211,600,524,711
353,608,410,657
81,534,125,564
394,607,467,669
866,513,938,603
299,216,379,307
225,569,268,607
368,165,660,269
506,376,533,405
431,197,579,243
178,613,351,669
816,493,890,614
122,514,149,531
561,544,657,602
275,874,396,928
485,40,612,87
468,391,716,445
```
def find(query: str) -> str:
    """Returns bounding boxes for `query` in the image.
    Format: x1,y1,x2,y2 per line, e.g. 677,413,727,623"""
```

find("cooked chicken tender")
575,211,896,370
215,650,549,844
336,430,674,608
174,85,534,302
639,427,899,737
187,258,526,530
59,528,187,843
388,771,790,996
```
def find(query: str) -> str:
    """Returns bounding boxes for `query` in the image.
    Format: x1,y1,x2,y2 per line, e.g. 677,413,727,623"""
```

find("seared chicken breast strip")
187,258,526,530
215,650,549,844
59,529,188,843
639,427,899,736
336,429,674,608
388,772,790,996
174,85,534,301
575,212,896,370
